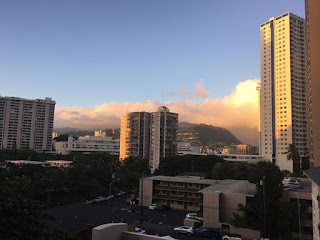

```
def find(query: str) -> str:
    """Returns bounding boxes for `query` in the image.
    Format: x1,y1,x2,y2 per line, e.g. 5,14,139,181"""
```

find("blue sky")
0,0,304,108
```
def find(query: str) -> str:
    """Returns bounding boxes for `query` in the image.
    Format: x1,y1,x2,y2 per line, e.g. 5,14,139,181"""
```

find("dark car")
126,197,139,205
195,227,220,239
158,205,171,211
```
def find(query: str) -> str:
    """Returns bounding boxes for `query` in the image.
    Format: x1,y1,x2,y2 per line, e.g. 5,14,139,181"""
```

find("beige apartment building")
120,106,178,172
149,106,178,172
0,96,55,151
258,13,308,172
139,176,256,227
305,0,320,169
119,112,151,160
304,168,320,240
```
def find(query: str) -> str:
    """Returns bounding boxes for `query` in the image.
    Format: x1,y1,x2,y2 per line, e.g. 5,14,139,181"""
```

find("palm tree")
285,144,301,174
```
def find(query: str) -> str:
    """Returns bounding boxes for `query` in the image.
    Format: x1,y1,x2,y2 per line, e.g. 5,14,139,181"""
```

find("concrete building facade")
177,142,202,156
120,107,178,172
228,144,259,155
119,112,151,160
258,13,308,172
304,168,320,240
305,0,320,168
54,136,119,155
0,96,55,151
149,106,178,172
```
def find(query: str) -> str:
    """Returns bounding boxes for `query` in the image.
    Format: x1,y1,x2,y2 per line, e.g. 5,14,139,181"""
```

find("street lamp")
295,192,302,240
109,178,119,203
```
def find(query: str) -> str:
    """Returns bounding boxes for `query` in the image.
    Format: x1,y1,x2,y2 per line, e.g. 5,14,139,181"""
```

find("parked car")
158,205,171,211
149,203,161,210
173,226,194,236
186,212,203,223
105,195,114,200
134,227,146,234
195,227,220,239
85,200,93,204
93,196,105,203
222,234,242,240
126,197,139,205
116,191,126,197
283,179,302,189
186,213,197,219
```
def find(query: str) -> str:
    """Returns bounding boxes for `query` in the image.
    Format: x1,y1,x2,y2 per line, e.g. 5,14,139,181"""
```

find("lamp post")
109,178,119,203
295,192,302,240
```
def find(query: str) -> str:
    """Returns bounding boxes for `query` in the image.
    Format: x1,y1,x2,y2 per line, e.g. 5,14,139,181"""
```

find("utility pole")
296,192,302,240
140,157,144,225
261,176,267,238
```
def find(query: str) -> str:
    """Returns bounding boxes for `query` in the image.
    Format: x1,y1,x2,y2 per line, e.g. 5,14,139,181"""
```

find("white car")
283,179,302,189
135,227,146,234
149,203,161,210
93,196,105,203
186,213,197,219
173,226,194,236
85,200,93,204
105,195,114,200
186,213,203,222
222,234,242,240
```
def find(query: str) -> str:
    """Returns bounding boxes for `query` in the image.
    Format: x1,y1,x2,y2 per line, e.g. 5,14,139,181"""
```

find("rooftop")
304,167,320,186
144,175,217,185
198,179,256,196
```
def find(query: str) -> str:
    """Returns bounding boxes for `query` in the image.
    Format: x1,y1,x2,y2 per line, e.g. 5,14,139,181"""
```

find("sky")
0,0,305,144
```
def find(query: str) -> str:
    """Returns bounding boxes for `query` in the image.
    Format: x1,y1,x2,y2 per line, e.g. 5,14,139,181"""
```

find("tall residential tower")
0,96,55,151
149,106,178,172
120,112,151,160
259,13,308,172
306,0,320,168
120,106,178,172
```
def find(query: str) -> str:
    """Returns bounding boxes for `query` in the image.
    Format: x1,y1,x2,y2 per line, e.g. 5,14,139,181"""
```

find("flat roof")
144,175,217,185
198,179,256,196
304,167,320,186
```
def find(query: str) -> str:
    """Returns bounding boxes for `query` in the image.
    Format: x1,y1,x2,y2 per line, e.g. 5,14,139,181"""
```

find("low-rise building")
304,167,320,240
54,136,120,155
177,142,202,156
216,154,268,164
139,176,257,228
5,160,73,168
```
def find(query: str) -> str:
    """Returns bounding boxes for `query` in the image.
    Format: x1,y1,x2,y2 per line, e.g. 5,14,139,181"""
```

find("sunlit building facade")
306,0,320,169
259,13,308,172
0,96,55,151
119,112,151,160
149,106,178,172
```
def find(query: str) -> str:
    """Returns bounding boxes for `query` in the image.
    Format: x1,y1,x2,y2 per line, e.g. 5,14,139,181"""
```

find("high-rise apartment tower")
258,13,308,172
306,0,320,168
149,106,178,172
120,112,151,160
0,96,55,151
120,106,178,172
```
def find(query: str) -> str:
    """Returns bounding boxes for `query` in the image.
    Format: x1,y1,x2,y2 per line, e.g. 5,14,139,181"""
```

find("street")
44,194,206,240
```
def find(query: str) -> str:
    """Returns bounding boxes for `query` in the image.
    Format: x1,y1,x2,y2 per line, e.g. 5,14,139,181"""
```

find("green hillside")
178,122,241,146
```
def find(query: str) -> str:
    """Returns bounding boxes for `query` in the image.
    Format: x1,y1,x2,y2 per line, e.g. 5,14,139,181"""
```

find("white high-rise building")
0,96,55,151
258,13,308,172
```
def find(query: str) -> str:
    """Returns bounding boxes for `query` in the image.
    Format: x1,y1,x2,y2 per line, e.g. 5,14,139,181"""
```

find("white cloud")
54,79,260,144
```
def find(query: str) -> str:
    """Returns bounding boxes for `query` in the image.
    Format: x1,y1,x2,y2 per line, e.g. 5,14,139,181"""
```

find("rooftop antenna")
161,92,164,106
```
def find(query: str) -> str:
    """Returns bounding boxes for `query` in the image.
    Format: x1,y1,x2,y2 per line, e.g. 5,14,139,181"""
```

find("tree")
0,177,74,240
285,144,301,174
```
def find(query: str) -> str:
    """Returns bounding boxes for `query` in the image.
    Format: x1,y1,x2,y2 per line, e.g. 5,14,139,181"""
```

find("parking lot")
44,194,206,239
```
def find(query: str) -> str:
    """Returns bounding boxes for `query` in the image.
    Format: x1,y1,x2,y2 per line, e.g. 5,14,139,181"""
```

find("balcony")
153,184,205,193
153,194,202,203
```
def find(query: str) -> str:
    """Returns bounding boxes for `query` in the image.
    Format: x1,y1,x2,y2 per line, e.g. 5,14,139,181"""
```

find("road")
44,194,206,240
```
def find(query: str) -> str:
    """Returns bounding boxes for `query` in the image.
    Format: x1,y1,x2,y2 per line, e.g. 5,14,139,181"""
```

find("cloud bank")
55,79,260,145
